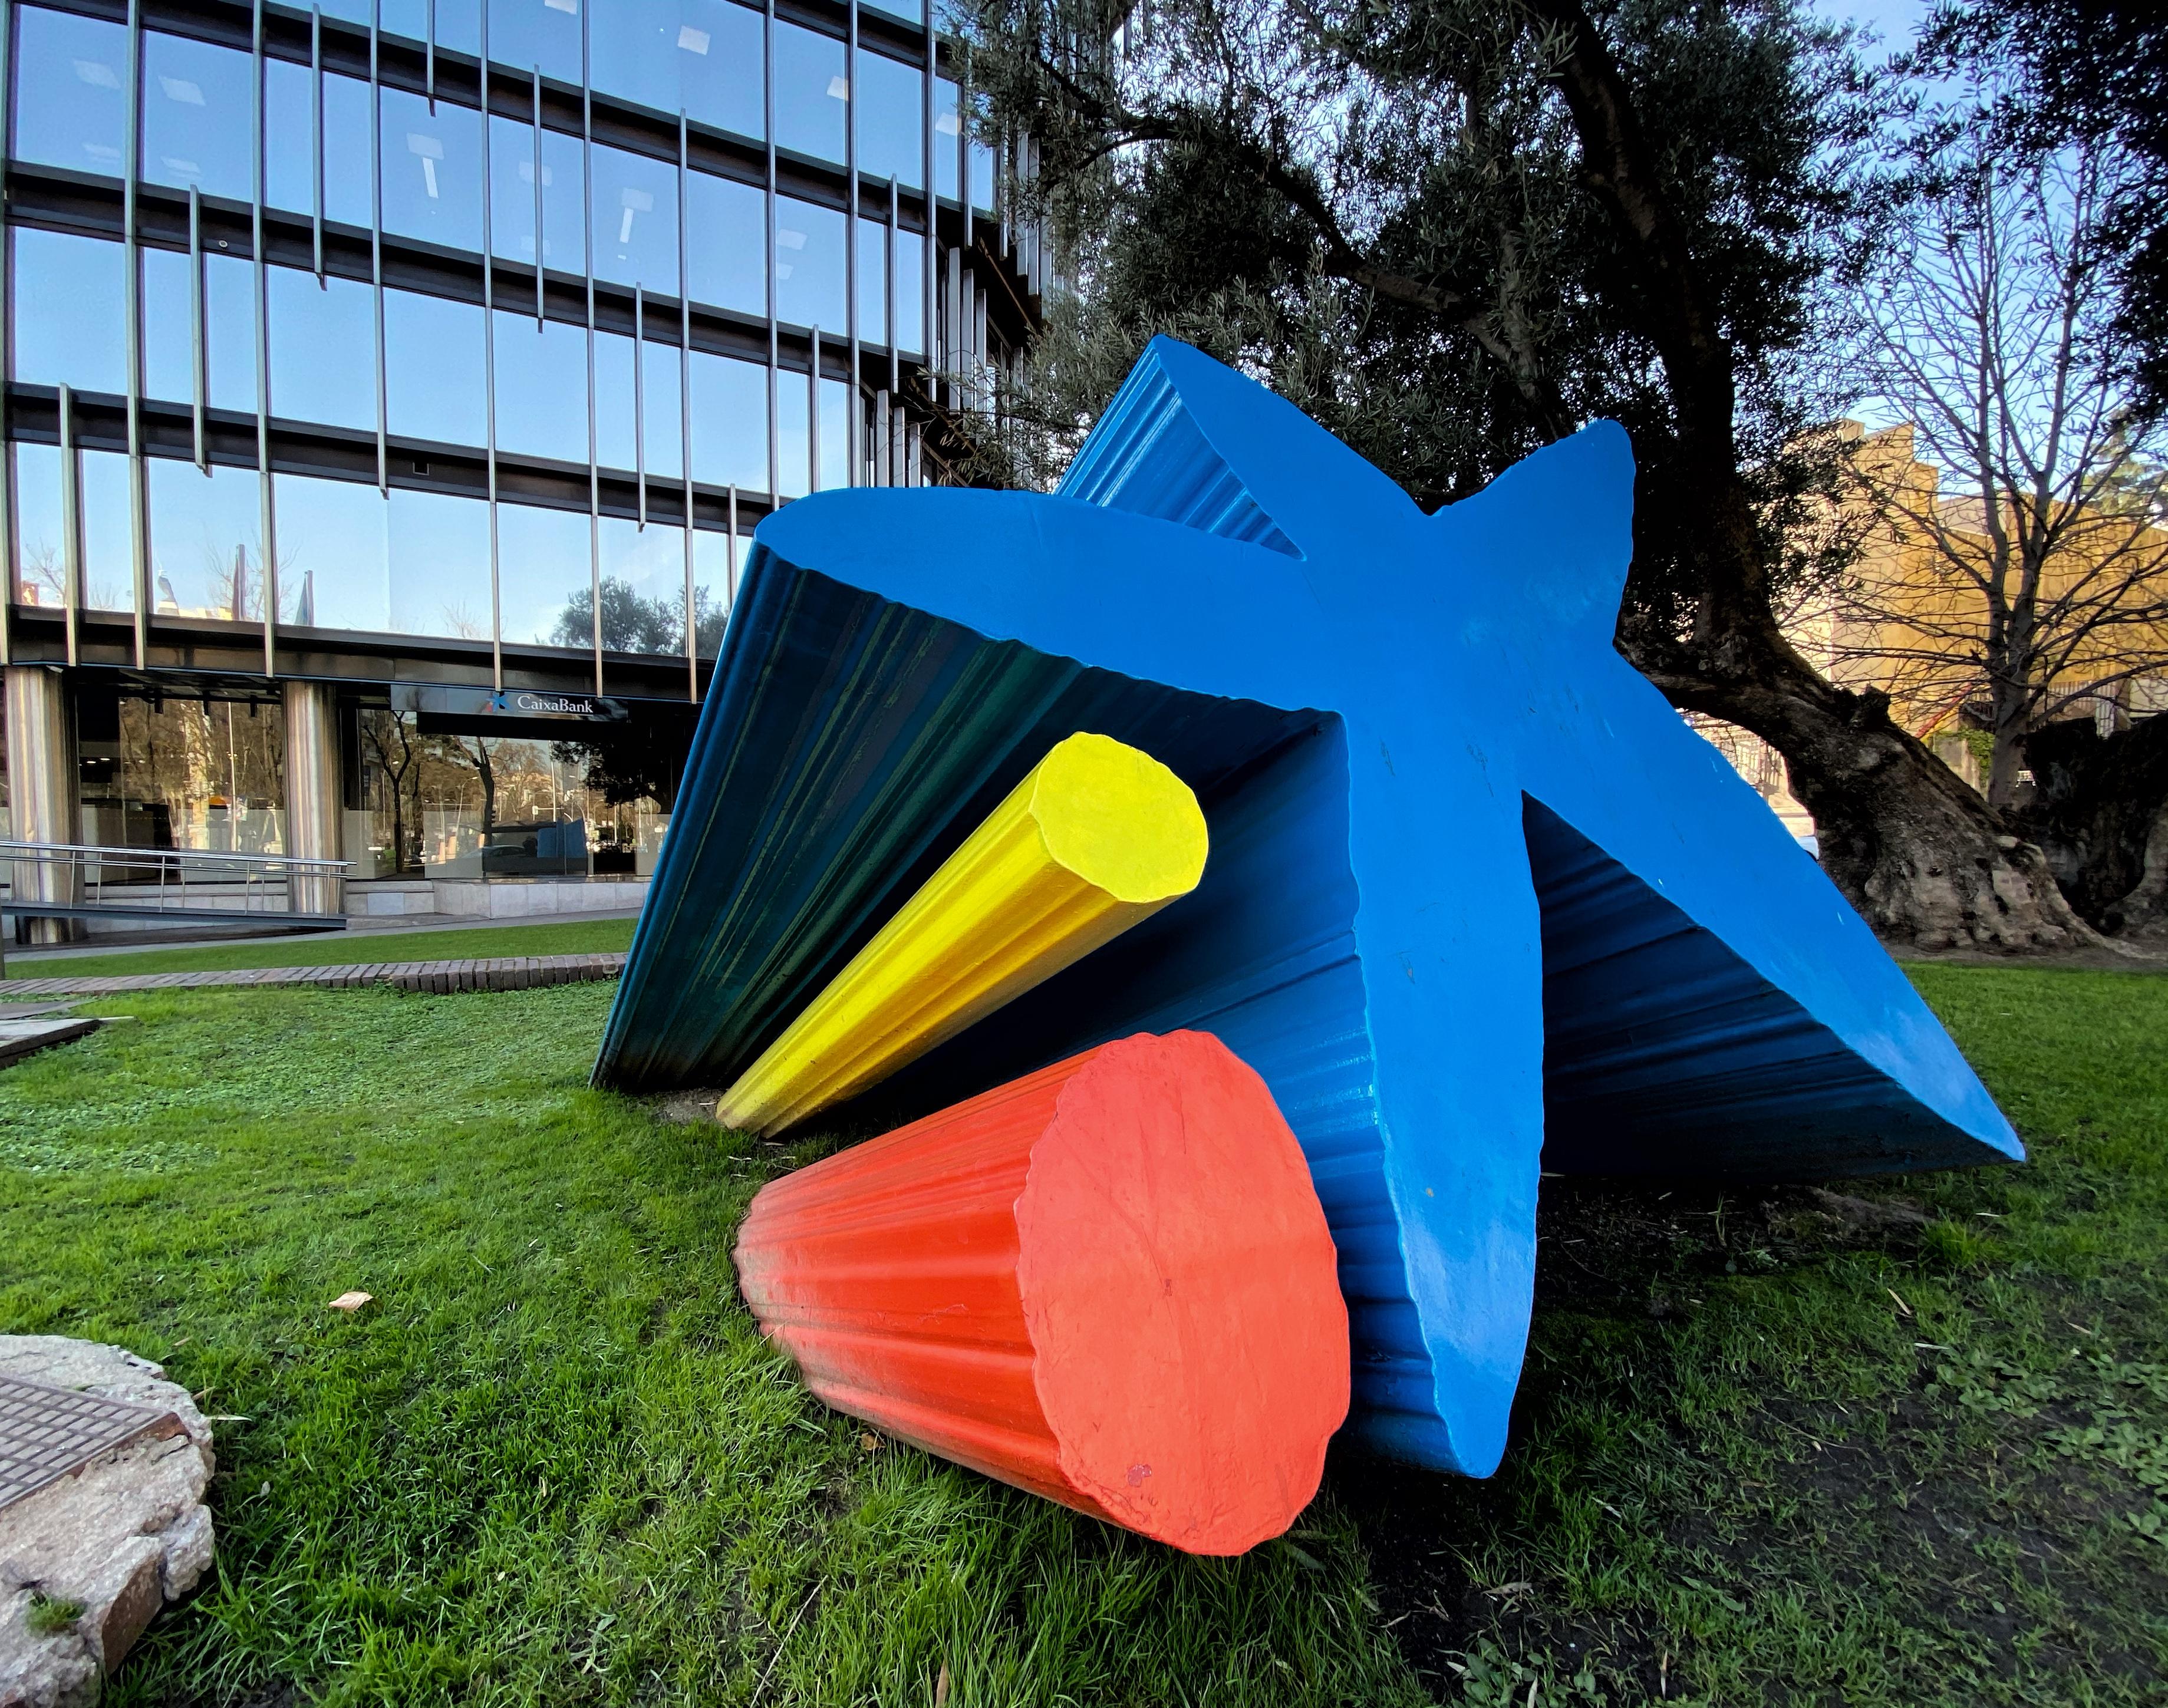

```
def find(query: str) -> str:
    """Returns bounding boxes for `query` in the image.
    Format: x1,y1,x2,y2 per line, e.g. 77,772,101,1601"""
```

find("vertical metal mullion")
481,0,500,691
532,65,544,328
808,327,821,492
253,0,276,677
634,284,646,527
726,484,738,606
311,5,324,281
58,387,81,668
189,186,207,470
764,0,778,503
678,109,695,701
426,0,436,111
371,2,387,493
124,0,149,665
1,0,14,663
582,0,599,694
845,1,859,488
886,179,898,393
921,19,934,459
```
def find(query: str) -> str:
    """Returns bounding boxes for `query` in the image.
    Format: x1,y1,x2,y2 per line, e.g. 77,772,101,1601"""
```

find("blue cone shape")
597,337,2021,1476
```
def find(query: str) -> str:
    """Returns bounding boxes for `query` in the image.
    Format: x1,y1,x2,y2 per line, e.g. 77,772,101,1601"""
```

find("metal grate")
0,1373,182,1511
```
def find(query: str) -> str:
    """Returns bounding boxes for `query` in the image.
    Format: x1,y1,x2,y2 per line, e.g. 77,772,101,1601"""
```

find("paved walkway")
0,952,627,999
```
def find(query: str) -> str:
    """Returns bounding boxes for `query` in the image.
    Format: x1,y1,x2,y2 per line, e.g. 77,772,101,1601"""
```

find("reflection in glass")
141,248,193,405
11,7,128,177
774,196,846,333
381,0,480,55
588,0,763,139
595,515,686,654
935,78,960,201
144,249,256,413
81,450,135,614
971,97,998,216
142,31,253,200
776,365,809,500
9,229,126,394
894,229,925,357
773,20,846,166
489,115,585,271
381,88,485,252
691,527,733,656
493,312,589,463
269,268,377,430
855,49,923,192
386,289,488,447
8,444,68,609
686,173,766,316
150,459,264,621
590,143,681,292
487,0,582,85
266,61,371,225
594,332,683,479
275,471,387,631
497,500,592,648
857,217,887,348
818,377,851,493
688,351,768,493
387,487,493,640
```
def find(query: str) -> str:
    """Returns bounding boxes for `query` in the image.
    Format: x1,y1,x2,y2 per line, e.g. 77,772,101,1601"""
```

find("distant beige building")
1693,421,2168,839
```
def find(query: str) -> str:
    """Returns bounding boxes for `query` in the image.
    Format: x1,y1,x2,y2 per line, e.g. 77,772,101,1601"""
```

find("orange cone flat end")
732,1030,1350,1555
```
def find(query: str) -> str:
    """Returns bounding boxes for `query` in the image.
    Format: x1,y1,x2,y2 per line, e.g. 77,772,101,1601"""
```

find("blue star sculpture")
597,337,2021,1476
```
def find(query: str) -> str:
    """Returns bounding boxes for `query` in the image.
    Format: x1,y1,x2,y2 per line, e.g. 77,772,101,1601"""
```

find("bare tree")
1843,128,2168,808
360,710,421,874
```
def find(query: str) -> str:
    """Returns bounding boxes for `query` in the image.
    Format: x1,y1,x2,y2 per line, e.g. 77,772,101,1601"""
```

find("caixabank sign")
392,683,630,734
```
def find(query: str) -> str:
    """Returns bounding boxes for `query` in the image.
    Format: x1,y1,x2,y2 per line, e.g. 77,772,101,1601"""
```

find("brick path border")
0,952,626,999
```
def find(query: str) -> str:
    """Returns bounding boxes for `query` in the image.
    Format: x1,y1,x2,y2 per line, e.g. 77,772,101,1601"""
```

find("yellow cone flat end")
1028,733,1209,905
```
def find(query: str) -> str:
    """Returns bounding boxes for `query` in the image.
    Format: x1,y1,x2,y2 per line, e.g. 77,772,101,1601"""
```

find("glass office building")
1,0,1042,909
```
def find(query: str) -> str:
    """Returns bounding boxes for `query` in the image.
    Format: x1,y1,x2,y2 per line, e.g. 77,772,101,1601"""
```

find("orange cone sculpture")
732,1030,1349,1555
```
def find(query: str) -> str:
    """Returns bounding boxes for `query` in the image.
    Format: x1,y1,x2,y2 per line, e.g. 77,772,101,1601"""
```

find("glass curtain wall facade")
1,0,1044,885
3,0,1038,693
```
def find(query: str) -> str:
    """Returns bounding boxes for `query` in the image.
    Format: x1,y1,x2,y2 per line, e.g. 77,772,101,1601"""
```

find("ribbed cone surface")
732,1030,1349,1555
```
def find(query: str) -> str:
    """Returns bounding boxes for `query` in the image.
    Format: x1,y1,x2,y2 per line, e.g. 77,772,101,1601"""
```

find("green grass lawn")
6,916,637,981
0,965,2160,1706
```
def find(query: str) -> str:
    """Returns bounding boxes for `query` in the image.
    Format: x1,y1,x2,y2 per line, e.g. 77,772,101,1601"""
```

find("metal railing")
1,842,352,969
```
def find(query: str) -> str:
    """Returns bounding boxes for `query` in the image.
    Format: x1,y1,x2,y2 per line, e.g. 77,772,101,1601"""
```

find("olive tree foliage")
955,0,2098,949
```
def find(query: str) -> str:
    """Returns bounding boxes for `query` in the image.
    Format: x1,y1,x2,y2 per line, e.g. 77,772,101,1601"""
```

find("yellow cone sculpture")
714,732,1208,1135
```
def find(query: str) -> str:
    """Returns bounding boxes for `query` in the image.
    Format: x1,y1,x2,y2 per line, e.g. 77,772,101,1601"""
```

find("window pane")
774,196,845,333
686,172,766,316
591,142,680,292
386,289,487,447
894,229,925,357
597,515,684,654
691,527,733,655
489,115,584,271
325,72,373,227
688,350,767,492
487,0,581,85
492,311,589,463
265,56,314,217
776,364,809,500
143,248,193,405
270,268,376,430
855,49,922,192
594,331,684,479
382,88,485,253
9,229,126,394
275,471,387,631
11,6,128,177
387,487,492,640
818,376,850,493
934,77,960,202
496,499,591,648
9,444,67,609
206,255,258,414
381,0,480,56
856,217,887,347
143,31,253,201
866,0,923,24
647,341,684,480
773,20,845,167
970,99,997,216
82,450,134,614
150,459,263,622
589,0,763,139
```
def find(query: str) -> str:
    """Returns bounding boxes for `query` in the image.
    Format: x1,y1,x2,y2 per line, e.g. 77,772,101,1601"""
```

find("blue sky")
1813,0,1931,55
